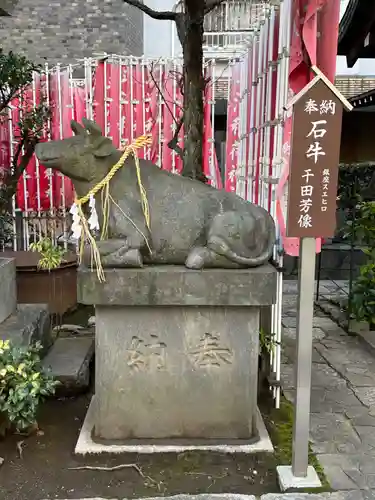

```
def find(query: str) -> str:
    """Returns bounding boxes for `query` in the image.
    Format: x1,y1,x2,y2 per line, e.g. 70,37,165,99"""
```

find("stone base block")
42,337,94,395
0,303,52,353
95,304,259,440
276,465,322,491
78,265,277,443
75,396,274,455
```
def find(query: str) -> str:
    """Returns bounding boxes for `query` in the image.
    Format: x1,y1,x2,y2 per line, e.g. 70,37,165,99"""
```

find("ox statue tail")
209,213,276,268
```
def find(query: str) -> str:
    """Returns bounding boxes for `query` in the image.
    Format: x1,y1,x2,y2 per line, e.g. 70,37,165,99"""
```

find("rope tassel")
71,134,152,282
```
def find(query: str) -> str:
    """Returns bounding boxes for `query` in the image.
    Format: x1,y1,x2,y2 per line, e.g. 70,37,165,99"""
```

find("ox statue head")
35,118,119,182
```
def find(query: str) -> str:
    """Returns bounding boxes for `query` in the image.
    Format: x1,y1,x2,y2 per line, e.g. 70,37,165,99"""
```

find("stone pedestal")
78,265,277,443
0,258,16,324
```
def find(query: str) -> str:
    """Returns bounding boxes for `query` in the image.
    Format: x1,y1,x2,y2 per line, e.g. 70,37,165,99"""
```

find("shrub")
345,201,375,327
0,340,58,433
30,237,65,271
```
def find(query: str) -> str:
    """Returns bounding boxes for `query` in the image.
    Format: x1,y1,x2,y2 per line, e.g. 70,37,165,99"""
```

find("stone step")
42,336,94,395
0,303,52,353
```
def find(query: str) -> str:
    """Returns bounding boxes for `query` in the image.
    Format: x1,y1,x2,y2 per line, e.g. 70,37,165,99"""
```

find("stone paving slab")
317,453,375,491
282,327,326,342
352,388,375,408
42,497,257,500
282,363,347,391
310,413,364,455
345,407,375,427
284,385,362,414
41,494,373,500
281,281,375,493
262,493,369,499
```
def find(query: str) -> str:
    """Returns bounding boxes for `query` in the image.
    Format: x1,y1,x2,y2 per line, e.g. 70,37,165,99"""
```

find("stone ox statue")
35,118,276,269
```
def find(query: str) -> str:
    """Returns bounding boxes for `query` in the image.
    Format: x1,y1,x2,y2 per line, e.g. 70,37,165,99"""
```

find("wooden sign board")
286,76,350,238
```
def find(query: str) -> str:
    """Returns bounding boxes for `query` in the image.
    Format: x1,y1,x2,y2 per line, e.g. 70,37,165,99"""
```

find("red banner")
225,62,241,193
3,60,220,213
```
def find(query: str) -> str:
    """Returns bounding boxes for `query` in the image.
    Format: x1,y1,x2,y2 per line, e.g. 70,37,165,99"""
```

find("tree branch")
148,63,179,127
204,0,226,15
148,63,184,160
122,0,177,21
167,116,184,160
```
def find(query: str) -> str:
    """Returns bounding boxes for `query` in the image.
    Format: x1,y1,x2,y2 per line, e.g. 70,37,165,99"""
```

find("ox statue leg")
81,239,144,268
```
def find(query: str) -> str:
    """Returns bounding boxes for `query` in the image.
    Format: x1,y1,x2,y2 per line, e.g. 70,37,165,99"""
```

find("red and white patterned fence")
0,56,223,249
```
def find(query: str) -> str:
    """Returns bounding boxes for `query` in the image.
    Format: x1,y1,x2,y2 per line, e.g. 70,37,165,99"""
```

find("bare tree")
122,0,226,182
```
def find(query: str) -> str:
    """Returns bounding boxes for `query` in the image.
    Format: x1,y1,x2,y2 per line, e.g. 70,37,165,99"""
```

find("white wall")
336,57,375,76
143,0,179,57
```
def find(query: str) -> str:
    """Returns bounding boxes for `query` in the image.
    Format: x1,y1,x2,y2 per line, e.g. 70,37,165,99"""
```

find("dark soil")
0,394,279,500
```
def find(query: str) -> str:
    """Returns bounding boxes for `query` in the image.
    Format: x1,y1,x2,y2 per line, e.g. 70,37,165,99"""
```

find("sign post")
277,67,353,491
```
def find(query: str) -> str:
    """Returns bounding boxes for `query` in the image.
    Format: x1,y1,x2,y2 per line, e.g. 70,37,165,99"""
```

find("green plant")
259,328,277,355
0,340,58,433
351,262,375,326
345,201,375,325
0,50,50,214
30,237,65,270
0,209,13,250
337,164,375,210
344,201,375,246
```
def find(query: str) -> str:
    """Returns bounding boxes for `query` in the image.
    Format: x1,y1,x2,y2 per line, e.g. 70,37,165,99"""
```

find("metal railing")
204,0,265,32
203,1,267,55
173,0,267,57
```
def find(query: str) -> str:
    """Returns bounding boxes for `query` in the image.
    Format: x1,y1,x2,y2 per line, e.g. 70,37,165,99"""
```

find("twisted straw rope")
74,134,152,282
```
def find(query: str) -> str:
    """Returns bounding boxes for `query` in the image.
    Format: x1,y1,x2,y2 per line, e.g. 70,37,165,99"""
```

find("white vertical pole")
44,63,54,222
141,58,147,159
8,106,17,251
19,87,30,249
253,27,263,204
264,7,275,213
238,52,247,199
84,58,94,120
211,59,217,188
130,57,135,143
104,58,108,138
119,57,124,148
272,0,287,407
172,59,177,173
275,0,292,409
246,36,256,203
158,60,163,167
65,63,75,250
32,72,42,243
259,12,269,209
56,63,65,247
292,237,316,477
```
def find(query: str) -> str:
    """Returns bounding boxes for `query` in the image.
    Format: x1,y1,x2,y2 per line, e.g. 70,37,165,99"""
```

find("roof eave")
338,0,375,67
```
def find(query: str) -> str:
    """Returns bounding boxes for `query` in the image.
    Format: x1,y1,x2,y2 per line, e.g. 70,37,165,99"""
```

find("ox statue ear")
71,120,87,136
82,117,103,137
93,136,117,158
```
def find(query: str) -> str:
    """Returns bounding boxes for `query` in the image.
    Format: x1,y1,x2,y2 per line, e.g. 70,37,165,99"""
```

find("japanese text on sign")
286,79,344,238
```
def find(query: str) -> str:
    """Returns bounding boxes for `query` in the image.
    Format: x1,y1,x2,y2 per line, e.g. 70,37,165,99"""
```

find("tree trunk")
181,2,205,182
